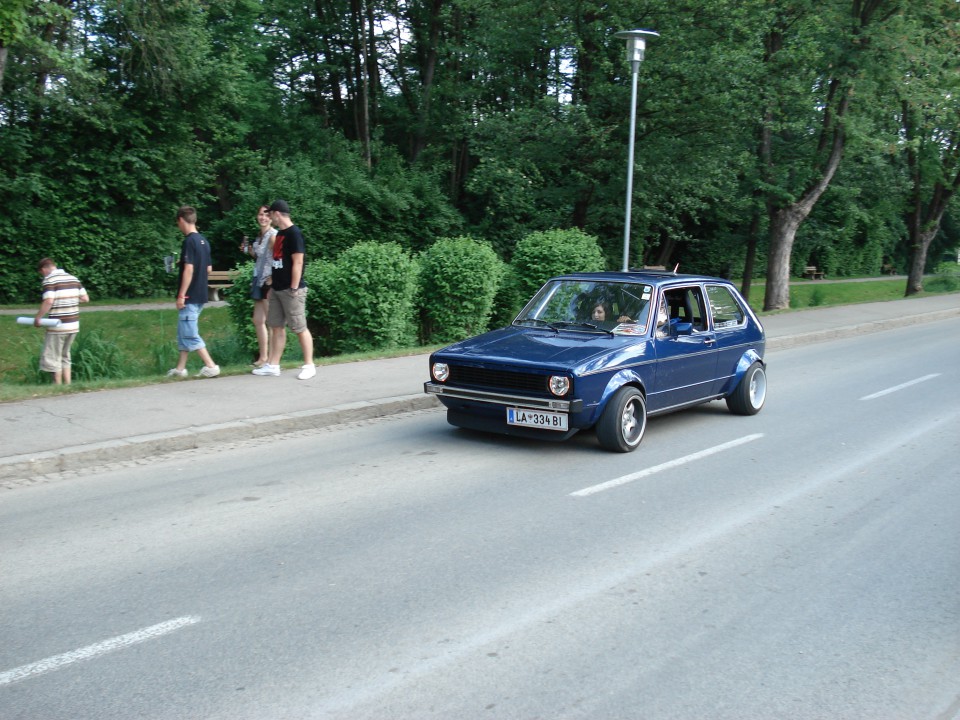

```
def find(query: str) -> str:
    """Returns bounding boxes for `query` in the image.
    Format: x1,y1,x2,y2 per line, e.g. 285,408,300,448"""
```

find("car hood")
433,326,650,373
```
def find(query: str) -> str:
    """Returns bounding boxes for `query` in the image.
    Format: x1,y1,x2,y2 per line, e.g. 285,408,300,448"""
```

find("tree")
754,0,900,310
0,0,33,94
1,0,957,307
892,1,960,294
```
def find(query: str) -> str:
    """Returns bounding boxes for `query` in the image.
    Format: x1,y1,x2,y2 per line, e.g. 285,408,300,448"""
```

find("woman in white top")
240,205,278,367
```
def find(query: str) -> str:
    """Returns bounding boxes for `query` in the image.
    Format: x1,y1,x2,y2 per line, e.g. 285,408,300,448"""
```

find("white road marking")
0,615,201,686
860,373,940,401
570,433,765,497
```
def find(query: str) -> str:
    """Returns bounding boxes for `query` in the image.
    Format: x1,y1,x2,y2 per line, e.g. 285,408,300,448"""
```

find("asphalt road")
1,319,958,719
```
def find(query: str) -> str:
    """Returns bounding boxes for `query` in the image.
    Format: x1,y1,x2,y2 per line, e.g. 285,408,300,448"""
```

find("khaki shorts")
267,287,308,333
40,332,77,372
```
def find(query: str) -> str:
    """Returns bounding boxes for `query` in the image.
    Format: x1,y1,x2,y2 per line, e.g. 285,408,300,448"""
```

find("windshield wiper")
516,318,559,332
549,321,614,335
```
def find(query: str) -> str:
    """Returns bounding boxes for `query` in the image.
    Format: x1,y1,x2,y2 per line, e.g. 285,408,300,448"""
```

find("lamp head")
614,29,659,64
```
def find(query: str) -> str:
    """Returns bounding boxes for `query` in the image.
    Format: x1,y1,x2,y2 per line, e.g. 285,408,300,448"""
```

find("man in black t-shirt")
168,206,220,379
167,206,220,377
253,199,316,380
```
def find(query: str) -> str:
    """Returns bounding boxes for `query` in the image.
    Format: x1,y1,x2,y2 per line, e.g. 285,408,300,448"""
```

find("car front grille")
449,365,550,395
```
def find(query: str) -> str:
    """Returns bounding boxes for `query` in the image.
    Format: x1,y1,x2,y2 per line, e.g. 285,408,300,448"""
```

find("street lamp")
614,29,659,272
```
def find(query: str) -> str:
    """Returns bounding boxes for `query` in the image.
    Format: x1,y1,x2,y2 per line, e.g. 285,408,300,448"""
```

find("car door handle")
703,337,716,345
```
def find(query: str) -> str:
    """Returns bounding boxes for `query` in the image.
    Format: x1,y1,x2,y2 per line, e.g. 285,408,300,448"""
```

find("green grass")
745,278,923,312
2,276,956,404
1,305,441,403
2,307,239,398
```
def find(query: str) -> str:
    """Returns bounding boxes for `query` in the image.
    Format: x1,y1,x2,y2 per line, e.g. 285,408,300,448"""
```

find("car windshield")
514,280,653,335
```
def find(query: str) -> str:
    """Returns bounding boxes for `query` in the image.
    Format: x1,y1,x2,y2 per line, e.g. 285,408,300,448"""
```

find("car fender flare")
734,349,764,379
596,369,646,417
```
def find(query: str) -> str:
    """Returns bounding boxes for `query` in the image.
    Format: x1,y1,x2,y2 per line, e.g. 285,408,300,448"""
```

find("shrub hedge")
418,236,504,344
316,241,419,355
510,228,605,300
224,227,608,357
222,261,257,358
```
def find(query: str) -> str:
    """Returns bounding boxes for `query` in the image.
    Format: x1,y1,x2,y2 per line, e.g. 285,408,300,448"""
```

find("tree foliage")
0,0,956,307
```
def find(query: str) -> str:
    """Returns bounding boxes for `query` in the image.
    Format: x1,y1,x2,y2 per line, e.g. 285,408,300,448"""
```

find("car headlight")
432,362,450,382
549,375,571,396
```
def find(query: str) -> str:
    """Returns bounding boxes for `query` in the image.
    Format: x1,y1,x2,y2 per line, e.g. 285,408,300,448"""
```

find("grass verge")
743,277,958,310
1,277,956,404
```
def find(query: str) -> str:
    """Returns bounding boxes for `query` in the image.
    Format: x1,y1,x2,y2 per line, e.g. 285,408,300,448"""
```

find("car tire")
596,386,647,452
726,362,766,415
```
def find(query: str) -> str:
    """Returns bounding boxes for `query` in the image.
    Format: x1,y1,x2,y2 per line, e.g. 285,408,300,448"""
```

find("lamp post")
614,29,659,272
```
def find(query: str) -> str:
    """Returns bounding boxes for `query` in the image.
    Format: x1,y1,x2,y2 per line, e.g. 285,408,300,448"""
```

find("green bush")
222,262,257,358
933,260,960,276
418,236,504,344
303,258,338,356
926,271,959,292
72,330,129,381
489,265,524,328
511,228,605,300
316,242,419,355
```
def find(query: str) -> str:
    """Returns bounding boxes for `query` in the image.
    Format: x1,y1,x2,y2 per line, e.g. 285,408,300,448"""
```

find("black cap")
268,199,290,214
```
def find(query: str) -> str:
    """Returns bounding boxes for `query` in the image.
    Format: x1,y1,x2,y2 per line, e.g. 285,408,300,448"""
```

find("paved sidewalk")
2,294,957,485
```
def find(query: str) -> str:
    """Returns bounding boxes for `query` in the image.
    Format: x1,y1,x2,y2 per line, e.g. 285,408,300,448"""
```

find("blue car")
424,271,767,452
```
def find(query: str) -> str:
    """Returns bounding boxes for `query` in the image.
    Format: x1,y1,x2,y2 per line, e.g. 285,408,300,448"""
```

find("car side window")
660,286,707,332
707,285,746,329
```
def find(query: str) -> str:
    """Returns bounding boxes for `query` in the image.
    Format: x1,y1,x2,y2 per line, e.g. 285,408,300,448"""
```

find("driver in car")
590,301,633,325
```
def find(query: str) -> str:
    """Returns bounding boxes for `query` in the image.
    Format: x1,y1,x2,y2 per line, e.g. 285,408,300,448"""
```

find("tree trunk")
0,45,7,96
763,207,805,310
740,210,760,301
314,0,343,126
904,226,938,295
349,0,370,167
411,0,444,164
653,233,677,268
904,179,958,295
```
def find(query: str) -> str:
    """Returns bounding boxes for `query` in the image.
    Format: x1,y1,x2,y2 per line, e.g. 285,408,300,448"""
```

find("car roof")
552,270,732,287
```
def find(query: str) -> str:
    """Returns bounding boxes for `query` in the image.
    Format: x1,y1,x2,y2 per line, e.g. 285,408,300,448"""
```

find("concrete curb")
766,307,960,351
0,394,441,487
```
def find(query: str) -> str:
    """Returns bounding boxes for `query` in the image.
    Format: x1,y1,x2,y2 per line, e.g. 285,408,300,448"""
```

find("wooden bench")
207,270,238,301
802,265,825,280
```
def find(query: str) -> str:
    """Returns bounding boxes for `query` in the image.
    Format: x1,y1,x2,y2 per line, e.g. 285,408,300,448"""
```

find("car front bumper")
424,382,584,413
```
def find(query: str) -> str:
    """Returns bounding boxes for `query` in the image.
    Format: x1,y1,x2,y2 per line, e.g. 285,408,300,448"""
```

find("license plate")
506,407,568,431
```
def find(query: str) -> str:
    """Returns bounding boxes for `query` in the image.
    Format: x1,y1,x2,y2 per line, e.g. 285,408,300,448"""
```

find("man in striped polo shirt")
34,257,89,385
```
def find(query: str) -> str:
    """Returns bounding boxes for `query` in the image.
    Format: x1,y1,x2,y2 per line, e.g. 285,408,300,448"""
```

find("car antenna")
672,263,680,273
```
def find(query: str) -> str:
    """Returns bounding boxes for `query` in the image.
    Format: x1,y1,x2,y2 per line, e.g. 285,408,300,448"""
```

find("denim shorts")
177,303,207,352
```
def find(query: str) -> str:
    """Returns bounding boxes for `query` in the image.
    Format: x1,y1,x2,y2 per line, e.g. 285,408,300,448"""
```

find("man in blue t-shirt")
252,199,316,380
167,206,220,379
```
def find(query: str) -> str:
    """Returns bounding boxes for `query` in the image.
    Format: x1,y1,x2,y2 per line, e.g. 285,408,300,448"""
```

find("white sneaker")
197,365,220,378
252,364,280,376
166,368,188,378
297,364,317,380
